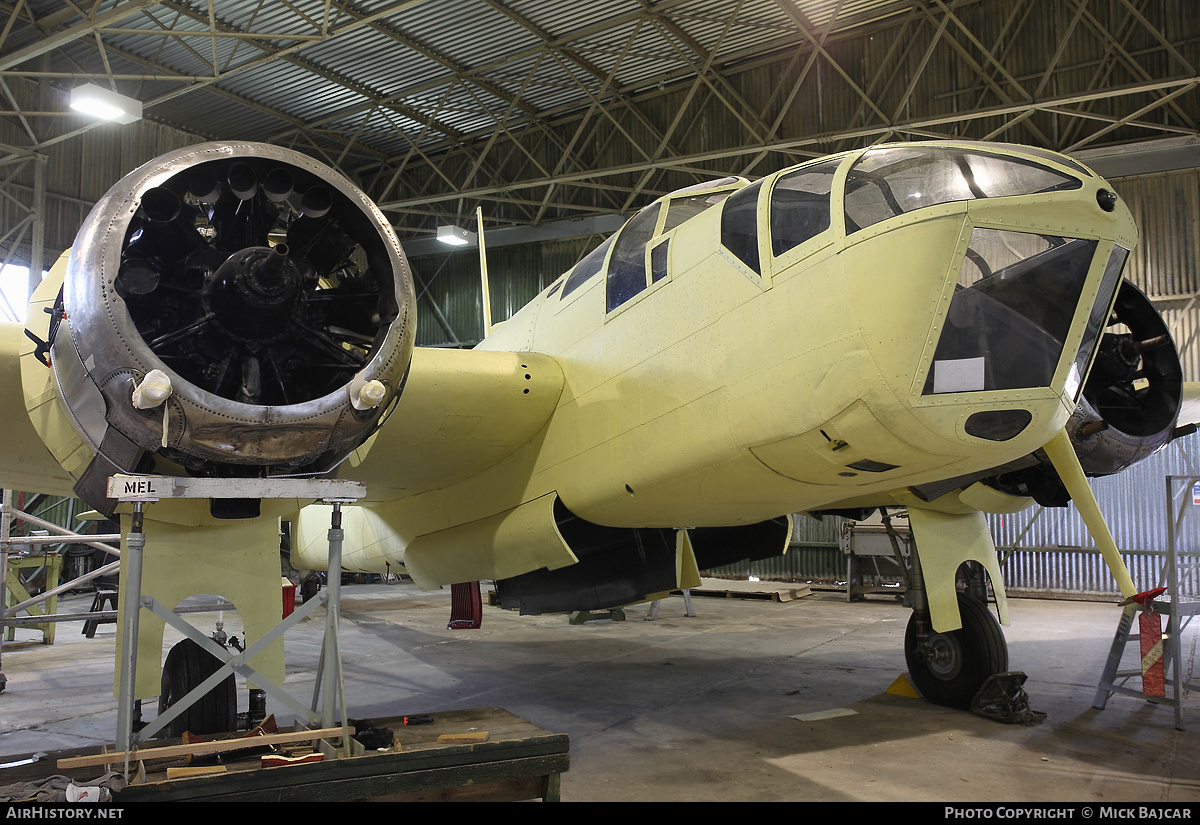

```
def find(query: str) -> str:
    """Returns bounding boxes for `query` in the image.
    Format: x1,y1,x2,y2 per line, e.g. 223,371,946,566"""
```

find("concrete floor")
0,582,1196,802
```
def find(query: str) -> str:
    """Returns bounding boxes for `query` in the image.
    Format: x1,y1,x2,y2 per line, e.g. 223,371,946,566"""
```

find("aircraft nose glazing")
923,228,1100,397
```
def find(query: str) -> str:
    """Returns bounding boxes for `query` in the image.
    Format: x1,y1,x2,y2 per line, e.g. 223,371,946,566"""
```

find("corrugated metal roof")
7,0,920,157
0,0,1195,241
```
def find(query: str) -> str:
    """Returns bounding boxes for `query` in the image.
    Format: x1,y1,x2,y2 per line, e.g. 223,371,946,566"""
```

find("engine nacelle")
43,142,415,514
1069,279,1183,476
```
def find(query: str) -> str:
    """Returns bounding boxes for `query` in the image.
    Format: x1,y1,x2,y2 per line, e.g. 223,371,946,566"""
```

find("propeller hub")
202,245,302,342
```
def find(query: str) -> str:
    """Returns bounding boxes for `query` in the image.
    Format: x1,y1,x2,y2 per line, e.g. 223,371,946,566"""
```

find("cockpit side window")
561,234,615,299
769,160,839,256
607,203,661,312
720,180,764,273
844,147,1082,234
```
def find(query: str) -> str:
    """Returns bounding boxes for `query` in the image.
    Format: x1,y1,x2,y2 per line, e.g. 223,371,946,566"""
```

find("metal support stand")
0,489,123,690
1092,475,1200,731
1,490,10,693
645,589,696,620
115,502,145,771
312,501,351,755
106,475,365,775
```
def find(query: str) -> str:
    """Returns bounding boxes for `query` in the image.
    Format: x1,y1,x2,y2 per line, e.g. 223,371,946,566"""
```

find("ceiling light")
437,225,476,247
69,83,142,124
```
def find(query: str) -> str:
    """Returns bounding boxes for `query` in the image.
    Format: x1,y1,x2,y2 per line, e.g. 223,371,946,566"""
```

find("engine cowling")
1068,279,1183,476
46,142,416,514
990,280,1183,506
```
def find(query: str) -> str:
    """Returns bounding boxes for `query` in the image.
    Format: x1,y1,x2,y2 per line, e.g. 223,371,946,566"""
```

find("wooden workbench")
5,708,568,802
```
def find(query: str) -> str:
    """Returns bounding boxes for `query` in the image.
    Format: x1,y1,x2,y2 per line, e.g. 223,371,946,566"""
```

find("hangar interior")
0,0,1196,803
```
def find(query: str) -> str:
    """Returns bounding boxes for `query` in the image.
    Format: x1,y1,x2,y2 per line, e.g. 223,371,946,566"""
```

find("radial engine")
33,142,416,515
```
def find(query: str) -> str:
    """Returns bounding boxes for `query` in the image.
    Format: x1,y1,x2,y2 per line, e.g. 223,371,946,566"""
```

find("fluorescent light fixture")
69,83,142,124
437,225,476,247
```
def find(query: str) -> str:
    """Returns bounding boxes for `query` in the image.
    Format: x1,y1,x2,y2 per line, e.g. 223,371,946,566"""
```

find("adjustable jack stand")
107,475,367,777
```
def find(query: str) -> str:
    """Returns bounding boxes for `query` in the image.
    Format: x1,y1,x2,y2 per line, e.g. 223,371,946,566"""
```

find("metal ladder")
1093,475,1200,731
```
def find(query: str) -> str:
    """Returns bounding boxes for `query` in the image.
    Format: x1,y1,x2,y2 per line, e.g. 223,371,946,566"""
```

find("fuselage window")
720,180,764,274
561,234,615,299
651,239,669,283
607,203,661,312
952,141,1094,177
769,160,838,256
1066,245,1126,401
844,147,1082,234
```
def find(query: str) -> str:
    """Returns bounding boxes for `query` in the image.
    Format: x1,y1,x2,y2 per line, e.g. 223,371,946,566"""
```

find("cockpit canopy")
843,144,1084,233
557,144,1111,395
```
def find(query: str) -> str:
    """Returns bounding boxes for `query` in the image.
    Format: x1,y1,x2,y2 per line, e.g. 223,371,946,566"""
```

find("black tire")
158,639,237,737
300,572,321,604
904,593,1008,708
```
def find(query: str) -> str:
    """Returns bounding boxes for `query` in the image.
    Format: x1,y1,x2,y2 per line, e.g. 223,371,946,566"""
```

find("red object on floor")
448,581,483,629
1138,609,1166,698
282,578,297,618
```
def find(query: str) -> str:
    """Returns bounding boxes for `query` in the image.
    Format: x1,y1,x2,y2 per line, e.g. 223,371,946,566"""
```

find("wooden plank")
115,710,568,802
4,709,570,803
166,766,227,779
57,727,346,769
691,578,811,602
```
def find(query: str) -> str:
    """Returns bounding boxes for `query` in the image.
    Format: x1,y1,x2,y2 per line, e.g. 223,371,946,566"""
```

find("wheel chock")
887,673,922,699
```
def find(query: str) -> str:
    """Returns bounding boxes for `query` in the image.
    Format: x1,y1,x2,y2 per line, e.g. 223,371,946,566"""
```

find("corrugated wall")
989,434,1200,555
989,431,1200,599
1116,169,1200,299
1112,168,1200,382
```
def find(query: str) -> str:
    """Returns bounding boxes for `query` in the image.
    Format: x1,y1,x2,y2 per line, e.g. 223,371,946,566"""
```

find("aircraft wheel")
904,593,1008,708
300,572,322,603
158,639,236,737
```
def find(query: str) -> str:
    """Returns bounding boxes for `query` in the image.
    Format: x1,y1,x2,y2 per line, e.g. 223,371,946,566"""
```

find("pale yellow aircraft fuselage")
300,143,1137,628
0,141,1165,708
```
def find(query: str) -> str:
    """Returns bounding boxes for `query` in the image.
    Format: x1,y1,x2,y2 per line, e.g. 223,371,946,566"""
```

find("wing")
0,321,77,497
1178,381,1200,428
341,346,564,501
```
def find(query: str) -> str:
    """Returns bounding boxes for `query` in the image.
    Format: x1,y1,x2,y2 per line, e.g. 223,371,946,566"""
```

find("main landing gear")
886,510,1008,709
159,638,237,737
904,591,1008,708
